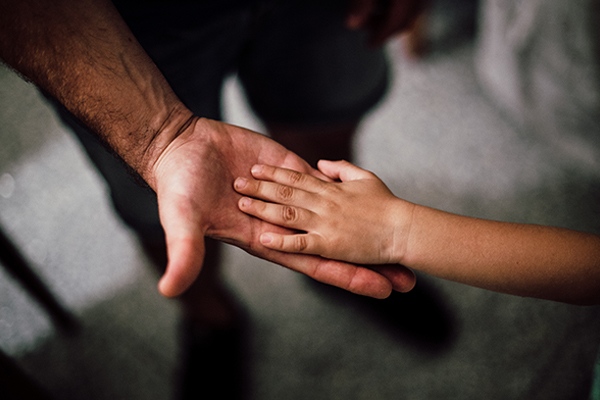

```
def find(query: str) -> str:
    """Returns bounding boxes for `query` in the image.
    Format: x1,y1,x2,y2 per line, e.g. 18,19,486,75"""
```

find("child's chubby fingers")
238,196,316,231
234,175,315,208
250,164,328,192
259,232,322,256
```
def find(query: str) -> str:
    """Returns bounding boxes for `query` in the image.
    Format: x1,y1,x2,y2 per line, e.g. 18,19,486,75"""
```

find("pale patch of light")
0,173,15,199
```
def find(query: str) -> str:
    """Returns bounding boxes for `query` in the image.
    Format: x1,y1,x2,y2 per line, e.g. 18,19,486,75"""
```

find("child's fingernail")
251,164,263,175
234,177,247,190
261,233,272,244
239,197,251,208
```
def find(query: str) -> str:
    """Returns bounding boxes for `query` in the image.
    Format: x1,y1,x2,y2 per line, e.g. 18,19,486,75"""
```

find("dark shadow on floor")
309,273,458,356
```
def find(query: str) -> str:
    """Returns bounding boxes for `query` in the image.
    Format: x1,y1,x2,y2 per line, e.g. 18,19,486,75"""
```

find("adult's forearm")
0,0,192,186
402,205,600,305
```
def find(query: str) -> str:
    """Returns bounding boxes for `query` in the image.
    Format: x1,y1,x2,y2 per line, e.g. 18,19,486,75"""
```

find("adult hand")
150,118,416,298
346,0,426,47
0,0,415,300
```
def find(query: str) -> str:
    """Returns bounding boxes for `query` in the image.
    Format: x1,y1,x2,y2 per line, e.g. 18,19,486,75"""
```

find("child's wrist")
389,198,417,265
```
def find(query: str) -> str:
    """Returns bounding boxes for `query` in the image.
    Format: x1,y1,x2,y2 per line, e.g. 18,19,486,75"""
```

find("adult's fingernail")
234,177,247,189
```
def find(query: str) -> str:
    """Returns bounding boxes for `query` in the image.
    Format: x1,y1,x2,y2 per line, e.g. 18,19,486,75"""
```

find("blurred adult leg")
239,0,389,165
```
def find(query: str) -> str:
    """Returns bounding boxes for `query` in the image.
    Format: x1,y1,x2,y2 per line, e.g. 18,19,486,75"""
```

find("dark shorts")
117,0,389,127
66,0,390,241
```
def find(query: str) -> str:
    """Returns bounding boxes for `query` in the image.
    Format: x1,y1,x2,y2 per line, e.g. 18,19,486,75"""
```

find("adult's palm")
151,118,416,298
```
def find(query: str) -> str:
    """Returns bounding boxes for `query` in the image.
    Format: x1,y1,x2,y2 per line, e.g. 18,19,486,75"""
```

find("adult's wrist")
137,105,198,190
0,0,198,192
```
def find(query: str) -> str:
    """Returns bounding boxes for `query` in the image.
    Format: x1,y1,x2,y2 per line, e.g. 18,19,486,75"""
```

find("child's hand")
234,160,415,266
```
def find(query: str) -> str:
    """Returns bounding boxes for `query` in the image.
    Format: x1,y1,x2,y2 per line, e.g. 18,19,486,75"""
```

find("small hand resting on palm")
234,160,414,265
235,160,600,305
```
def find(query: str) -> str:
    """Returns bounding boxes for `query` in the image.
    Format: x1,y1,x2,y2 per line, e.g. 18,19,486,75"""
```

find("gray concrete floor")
1,6,600,400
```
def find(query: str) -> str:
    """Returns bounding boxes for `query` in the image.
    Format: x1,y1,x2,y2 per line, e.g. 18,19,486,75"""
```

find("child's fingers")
259,232,322,256
317,160,376,182
250,164,328,192
238,196,316,231
234,176,314,208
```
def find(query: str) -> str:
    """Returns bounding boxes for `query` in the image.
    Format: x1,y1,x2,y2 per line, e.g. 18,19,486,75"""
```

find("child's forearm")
233,161,600,304
398,203,600,305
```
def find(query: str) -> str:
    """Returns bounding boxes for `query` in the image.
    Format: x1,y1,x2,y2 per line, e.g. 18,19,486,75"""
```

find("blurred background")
1,0,600,399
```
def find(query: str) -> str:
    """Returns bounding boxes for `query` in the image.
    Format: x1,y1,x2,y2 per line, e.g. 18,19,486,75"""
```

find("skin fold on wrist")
388,197,416,265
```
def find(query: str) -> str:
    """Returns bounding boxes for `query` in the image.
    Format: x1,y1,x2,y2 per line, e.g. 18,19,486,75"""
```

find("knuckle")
294,235,308,252
287,170,304,185
281,205,298,222
277,184,294,201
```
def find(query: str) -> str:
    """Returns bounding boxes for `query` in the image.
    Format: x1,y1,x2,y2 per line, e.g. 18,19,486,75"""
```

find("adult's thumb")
158,235,206,297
